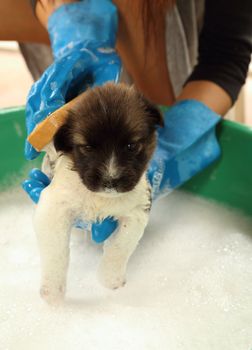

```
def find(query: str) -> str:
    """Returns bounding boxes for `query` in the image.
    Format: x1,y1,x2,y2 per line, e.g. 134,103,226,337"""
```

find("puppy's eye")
84,145,92,151
78,144,93,153
127,143,138,151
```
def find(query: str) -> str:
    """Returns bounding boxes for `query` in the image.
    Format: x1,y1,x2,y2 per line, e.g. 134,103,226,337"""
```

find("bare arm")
0,0,76,42
180,0,252,116
0,0,49,43
35,0,76,27
177,81,232,116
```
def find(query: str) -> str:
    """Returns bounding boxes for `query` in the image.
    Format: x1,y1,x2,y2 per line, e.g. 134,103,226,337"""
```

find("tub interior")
0,108,252,349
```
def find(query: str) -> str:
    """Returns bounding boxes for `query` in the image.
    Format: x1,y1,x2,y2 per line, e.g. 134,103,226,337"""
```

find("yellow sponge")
27,94,83,151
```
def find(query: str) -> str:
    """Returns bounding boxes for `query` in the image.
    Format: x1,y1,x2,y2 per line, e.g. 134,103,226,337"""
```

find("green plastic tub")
0,106,252,216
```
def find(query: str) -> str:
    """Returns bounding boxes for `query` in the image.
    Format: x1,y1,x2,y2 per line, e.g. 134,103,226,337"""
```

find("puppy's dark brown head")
54,83,163,194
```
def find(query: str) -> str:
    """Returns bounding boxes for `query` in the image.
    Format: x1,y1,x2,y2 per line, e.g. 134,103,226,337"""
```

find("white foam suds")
0,188,252,350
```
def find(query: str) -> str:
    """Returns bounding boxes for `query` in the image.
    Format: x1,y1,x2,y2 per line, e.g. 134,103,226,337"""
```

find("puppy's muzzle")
103,178,119,190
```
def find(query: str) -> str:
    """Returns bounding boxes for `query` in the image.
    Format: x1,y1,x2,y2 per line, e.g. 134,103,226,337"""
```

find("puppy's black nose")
103,179,118,189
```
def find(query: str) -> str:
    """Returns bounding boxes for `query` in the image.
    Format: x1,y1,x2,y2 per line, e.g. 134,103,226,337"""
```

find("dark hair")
140,0,175,45
141,0,174,21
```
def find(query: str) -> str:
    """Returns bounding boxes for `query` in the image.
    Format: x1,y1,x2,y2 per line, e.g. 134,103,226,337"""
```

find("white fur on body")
35,152,150,304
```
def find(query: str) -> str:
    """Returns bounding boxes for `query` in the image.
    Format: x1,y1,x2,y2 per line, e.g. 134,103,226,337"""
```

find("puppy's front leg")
34,187,74,304
98,209,149,289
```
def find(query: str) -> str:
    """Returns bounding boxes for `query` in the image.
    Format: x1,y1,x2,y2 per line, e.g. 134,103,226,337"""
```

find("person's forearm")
35,0,77,28
177,80,232,116
187,0,252,106
0,0,49,42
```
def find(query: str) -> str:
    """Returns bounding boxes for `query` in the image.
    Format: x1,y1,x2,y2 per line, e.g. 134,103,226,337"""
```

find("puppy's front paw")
40,283,65,305
97,264,126,290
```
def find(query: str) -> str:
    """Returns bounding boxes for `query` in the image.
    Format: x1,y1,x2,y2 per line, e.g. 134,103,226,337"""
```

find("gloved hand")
25,0,121,160
148,99,221,199
23,99,221,243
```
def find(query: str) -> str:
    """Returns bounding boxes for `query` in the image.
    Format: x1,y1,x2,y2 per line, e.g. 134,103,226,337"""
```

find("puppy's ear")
144,100,164,128
132,87,164,128
54,121,73,153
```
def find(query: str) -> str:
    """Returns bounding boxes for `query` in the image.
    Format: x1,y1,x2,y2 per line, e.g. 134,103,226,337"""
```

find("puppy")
34,83,163,304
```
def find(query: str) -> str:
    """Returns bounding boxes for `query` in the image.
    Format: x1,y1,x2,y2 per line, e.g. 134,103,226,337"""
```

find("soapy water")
0,188,252,350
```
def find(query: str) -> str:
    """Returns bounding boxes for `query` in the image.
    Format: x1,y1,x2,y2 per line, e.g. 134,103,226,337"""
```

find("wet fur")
34,83,163,304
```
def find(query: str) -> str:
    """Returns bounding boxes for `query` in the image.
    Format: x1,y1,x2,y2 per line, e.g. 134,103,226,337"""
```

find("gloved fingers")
22,179,45,192
22,179,45,204
24,142,41,161
29,168,51,186
22,169,51,204
91,216,118,243
29,188,44,204
73,216,118,244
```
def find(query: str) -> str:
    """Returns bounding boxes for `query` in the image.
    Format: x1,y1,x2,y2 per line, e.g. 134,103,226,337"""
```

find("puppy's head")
54,83,163,195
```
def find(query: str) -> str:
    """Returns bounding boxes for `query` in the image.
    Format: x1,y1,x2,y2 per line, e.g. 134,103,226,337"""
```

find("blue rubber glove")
25,0,121,160
22,168,50,204
148,100,221,199
22,100,221,243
